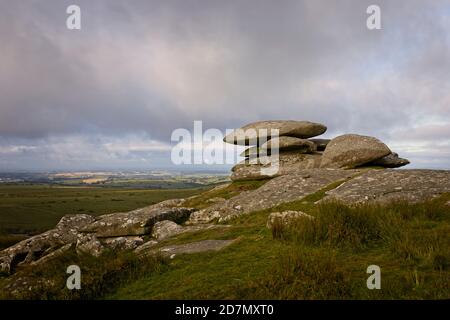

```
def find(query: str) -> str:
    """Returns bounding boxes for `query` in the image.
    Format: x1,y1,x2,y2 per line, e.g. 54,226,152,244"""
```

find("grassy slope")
108,187,450,300
0,184,206,247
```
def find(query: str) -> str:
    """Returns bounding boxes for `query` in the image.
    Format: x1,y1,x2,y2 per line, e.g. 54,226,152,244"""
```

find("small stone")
266,210,314,229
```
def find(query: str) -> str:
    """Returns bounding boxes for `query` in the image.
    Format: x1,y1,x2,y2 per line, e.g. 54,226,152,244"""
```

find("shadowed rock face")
308,139,330,151
368,153,410,168
260,137,316,153
322,169,450,204
320,134,391,169
223,120,327,145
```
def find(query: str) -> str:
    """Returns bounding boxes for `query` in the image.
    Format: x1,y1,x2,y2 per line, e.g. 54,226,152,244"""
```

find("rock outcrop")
0,200,197,274
224,121,409,181
189,169,361,224
0,214,96,274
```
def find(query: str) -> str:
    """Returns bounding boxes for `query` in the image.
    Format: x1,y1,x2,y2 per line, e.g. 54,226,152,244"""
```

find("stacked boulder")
224,120,409,181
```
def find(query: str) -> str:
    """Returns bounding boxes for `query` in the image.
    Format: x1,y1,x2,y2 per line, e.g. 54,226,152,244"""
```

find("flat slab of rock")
151,220,229,241
320,134,391,169
156,239,237,258
81,205,196,237
322,169,450,204
224,120,327,145
231,152,322,181
260,137,316,153
190,169,360,223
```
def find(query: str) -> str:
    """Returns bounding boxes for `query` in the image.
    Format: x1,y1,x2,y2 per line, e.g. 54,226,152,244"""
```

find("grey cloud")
0,0,449,169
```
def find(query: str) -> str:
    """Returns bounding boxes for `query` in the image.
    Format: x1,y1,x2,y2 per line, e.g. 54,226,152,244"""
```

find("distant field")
0,184,207,241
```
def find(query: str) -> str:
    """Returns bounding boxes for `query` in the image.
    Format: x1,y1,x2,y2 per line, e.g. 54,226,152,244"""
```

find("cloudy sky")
0,0,449,171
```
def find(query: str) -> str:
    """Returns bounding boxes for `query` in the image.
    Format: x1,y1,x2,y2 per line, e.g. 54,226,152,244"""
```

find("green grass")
0,249,167,300
183,179,269,209
0,184,206,238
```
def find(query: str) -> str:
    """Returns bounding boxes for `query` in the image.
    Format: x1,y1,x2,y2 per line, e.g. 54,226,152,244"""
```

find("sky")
0,0,449,171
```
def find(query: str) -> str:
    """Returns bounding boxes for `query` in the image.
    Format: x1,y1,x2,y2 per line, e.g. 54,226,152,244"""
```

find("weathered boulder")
266,210,313,229
322,169,450,204
224,120,327,145
231,152,322,181
0,214,96,274
76,234,104,257
260,137,316,153
308,138,330,151
368,152,410,168
320,134,391,169
81,205,196,237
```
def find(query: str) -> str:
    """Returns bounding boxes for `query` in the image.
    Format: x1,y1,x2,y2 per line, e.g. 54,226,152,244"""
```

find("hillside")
0,169,449,299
